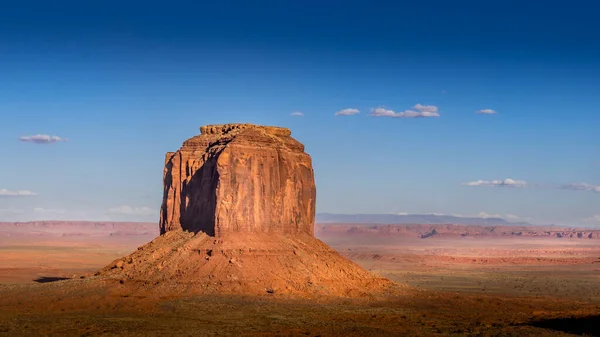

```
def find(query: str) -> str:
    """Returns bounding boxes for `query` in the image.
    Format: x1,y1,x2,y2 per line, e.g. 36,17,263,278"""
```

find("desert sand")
1,221,599,336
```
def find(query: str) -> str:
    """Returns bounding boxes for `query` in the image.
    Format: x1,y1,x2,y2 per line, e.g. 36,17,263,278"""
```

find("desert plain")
0,221,599,336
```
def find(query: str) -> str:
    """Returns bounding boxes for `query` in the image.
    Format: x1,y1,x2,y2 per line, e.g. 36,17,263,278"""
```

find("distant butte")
98,123,397,297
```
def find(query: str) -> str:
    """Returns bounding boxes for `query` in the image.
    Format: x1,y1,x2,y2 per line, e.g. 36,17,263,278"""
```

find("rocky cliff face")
160,123,316,237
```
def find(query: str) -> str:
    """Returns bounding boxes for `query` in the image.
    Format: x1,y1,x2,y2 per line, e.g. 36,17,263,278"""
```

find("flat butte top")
178,123,305,152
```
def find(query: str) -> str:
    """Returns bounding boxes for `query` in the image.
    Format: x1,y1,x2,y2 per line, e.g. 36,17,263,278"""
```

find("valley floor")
0,231,599,336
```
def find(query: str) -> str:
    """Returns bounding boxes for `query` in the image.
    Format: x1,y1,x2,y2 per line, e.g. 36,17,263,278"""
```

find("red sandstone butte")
98,123,396,297
160,123,317,237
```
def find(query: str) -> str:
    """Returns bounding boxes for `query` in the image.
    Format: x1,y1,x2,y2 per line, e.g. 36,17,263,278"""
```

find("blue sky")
0,0,598,226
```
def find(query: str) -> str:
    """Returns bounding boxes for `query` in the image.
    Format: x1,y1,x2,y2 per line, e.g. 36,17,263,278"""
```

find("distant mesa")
315,213,533,226
98,123,397,297
316,223,600,240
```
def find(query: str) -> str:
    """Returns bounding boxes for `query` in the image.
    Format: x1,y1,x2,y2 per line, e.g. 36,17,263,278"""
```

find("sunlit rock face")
160,124,316,237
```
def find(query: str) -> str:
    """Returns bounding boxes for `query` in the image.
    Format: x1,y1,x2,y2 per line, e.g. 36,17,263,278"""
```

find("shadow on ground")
33,277,71,283
528,315,600,336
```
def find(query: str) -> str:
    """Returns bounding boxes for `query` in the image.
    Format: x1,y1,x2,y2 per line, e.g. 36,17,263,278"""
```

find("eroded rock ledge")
200,123,292,137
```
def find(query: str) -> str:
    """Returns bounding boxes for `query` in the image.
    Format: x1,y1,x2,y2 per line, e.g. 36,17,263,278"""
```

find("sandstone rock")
97,123,399,298
160,123,316,237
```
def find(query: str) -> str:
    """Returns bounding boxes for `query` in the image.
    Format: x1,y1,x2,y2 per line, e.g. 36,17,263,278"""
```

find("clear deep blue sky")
1,0,598,225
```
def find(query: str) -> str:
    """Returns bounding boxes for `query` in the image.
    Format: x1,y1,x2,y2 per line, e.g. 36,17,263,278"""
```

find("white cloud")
477,212,521,220
462,178,527,188
450,212,530,221
290,111,304,117
369,104,440,118
33,207,67,214
108,206,156,216
462,179,600,194
476,109,497,115
19,134,68,144
451,212,502,219
334,108,360,116
0,189,38,197
559,183,600,193
413,104,439,113
390,212,521,219
476,212,503,218
583,215,600,224
503,213,522,220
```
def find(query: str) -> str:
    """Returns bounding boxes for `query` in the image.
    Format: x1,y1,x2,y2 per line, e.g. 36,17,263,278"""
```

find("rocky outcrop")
160,124,316,237
97,123,397,298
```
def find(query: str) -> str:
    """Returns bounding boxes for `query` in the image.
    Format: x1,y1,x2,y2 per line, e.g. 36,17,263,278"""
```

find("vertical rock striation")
160,124,316,237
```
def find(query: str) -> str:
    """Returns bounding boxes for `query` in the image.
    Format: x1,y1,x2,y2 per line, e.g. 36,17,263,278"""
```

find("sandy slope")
96,230,399,298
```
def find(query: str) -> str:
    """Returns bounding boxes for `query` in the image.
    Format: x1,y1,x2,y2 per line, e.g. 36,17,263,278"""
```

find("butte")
99,123,395,297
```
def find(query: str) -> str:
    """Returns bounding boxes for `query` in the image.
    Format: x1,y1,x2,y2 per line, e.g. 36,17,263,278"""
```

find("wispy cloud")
583,215,600,224
475,212,504,218
20,134,67,144
462,179,600,194
477,212,527,221
33,207,67,214
108,206,156,216
370,104,440,118
449,212,526,220
559,183,600,193
0,189,38,197
334,108,360,116
476,109,497,115
462,178,527,188
503,213,523,221
390,211,526,221
290,111,304,117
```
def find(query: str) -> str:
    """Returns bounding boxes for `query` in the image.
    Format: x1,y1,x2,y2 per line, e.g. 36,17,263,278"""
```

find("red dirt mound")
97,230,399,298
